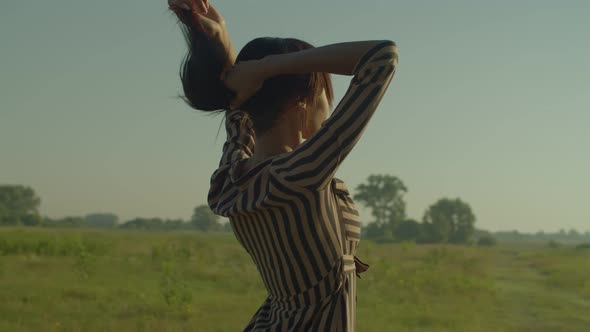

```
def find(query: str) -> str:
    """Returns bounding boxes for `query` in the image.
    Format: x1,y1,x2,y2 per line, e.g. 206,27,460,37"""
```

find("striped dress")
208,40,398,331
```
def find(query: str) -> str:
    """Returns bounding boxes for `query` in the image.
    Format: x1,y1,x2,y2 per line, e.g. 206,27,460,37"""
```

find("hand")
168,0,226,40
221,59,270,110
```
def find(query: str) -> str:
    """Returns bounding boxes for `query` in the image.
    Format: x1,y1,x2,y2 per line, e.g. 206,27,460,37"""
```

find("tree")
21,214,42,226
118,217,189,231
422,198,476,244
85,213,119,228
567,228,580,239
477,235,497,246
0,185,41,225
354,175,408,241
163,219,187,230
191,205,221,232
361,221,382,241
394,219,422,242
43,216,86,228
119,218,164,230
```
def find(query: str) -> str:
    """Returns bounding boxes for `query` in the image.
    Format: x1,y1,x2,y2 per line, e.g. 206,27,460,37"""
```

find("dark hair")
178,20,334,133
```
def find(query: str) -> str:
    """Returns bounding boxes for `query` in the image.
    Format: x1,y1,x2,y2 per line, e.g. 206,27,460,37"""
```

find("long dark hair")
177,18,334,133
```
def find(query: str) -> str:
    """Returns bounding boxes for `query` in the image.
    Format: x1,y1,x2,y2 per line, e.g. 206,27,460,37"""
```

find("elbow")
369,40,398,68
381,40,396,48
382,40,399,66
378,40,398,81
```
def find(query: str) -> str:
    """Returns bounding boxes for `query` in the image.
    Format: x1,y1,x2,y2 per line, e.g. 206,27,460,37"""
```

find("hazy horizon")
1,0,589,233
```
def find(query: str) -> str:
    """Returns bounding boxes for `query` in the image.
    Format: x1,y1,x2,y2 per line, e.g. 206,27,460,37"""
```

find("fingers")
169,0,222,36
180,2,191,10
169,0,204,29
219,65,247,110
169,0,193,11
168,0,190,15
194,0,208,14
194,12,219,37
205,2,219,16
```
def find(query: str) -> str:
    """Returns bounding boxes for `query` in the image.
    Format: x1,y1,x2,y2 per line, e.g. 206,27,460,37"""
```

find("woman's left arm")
216,111,255,167
169,0,236,69
207,111,255,214
169,0,248,164
170,1,251,213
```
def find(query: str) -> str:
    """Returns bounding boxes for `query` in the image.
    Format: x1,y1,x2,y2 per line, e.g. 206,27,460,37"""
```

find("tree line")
2,183,589,245
0,185,227,232
353,174,480,244
352,175,590,245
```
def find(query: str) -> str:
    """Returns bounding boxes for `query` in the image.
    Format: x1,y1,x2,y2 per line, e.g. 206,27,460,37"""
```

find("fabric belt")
332,179,371,282
341,254,370,279
342,254,356,273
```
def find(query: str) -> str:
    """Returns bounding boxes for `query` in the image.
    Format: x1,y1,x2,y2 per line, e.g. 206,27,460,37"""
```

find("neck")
252,123,302,161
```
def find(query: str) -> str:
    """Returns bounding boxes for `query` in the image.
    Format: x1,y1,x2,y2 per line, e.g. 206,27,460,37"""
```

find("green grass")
0,228,588,332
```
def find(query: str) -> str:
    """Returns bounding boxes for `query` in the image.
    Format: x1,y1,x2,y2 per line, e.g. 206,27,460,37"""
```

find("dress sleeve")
270,40,398,190
217,110,255,166
207,111,255,214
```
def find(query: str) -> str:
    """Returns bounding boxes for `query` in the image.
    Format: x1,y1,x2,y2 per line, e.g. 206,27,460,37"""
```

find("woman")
168,1,398,330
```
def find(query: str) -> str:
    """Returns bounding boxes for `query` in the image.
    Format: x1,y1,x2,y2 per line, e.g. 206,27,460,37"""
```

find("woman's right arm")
265,40,399,190
264,40,396,77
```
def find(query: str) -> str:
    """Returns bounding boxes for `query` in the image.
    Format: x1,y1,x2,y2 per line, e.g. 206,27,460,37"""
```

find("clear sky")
1,0,589,233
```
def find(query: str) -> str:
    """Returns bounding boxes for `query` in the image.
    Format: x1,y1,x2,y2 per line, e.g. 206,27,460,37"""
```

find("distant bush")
0,231,109,256
575,243,590,250
477,235,497,246
547,240,562,248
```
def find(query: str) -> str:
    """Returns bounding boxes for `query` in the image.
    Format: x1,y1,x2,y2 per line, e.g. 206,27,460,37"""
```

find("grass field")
0,228,589,332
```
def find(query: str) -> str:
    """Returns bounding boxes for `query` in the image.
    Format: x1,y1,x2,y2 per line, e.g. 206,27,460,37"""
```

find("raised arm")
169,0,236,66
207,111,255,213
216,111,255,166
266,40,399,189
169,0,253,212
170,0,238,111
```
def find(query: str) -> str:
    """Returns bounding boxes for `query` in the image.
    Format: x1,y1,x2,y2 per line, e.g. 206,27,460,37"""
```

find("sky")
1,0,589,233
